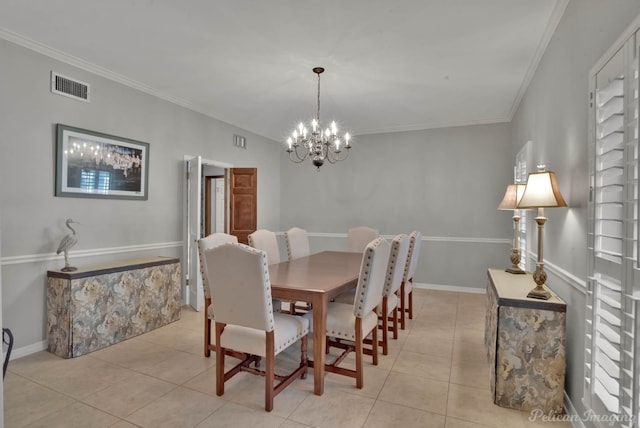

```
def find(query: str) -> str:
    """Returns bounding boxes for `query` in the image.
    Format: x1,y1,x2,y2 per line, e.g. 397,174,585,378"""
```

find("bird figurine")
57,218,79,272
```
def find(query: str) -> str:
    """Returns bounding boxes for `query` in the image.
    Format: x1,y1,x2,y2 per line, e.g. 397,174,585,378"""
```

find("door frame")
183,155,232,310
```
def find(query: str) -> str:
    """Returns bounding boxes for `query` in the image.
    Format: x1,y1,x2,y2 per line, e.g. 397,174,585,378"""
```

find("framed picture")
56,124,150,200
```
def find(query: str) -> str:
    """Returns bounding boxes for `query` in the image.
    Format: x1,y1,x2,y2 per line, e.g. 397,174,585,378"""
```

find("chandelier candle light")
517,166,567,300
498,183,526,274
286,67,351,170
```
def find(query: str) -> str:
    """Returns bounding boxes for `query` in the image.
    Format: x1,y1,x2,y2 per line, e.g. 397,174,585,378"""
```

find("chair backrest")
383,234,411,297
248,229,280,265
353,237,391,317
347,226,379,253
198,233,238,299
403,231,423,283
204,243,275,332
285,227,310,261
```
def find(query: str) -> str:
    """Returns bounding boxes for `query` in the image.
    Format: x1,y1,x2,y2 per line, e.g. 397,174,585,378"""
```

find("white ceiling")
0,0,566,142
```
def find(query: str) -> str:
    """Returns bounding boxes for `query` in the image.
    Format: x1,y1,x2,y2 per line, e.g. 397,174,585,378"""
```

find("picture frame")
55,124,150,200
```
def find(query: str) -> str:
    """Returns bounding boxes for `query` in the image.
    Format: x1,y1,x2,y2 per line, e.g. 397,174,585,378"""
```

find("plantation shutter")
586,27,639,428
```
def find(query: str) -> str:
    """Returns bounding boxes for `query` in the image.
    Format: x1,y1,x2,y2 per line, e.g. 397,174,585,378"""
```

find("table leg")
312,294,327,395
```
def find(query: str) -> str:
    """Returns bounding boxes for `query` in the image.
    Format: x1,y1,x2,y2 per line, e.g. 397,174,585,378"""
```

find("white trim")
0,28,199,114
421,236,509,245
564,391,587,428
9,341,47,361
0,234,508,267
508,0,569,120
414,282,485,294
0,241,182,266
293,232,510,246
589,13,640,76
526,252,588,293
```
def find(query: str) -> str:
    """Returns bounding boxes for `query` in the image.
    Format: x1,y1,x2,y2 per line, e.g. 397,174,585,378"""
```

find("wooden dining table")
268,250,363,395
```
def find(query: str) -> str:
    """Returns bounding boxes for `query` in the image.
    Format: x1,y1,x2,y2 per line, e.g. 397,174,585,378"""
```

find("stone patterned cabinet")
47,256,181,358
484,268,566,415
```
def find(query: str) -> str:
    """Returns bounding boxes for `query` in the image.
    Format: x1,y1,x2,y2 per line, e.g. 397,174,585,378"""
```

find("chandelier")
286,67,351,170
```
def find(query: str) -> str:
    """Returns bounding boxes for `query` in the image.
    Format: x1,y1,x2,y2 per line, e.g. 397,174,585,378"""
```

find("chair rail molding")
525,252,587,294
1,241,182,266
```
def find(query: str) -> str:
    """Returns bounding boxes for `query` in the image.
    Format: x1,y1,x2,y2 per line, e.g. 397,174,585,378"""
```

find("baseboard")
9,340,47,361
565,391,586,428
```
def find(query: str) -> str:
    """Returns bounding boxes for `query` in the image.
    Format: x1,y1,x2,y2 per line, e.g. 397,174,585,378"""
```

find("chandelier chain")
316,71,321,123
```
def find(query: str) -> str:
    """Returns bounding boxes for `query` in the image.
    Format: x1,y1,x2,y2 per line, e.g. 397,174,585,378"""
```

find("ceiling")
0,0,566,142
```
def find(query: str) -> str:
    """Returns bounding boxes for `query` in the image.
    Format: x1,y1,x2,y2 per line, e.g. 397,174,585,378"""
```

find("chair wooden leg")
300,336,308,379
381,298,389,356
399,282,407,330
355,318,363,389
215,323,225,397
391,307,398,340
371,318,378,366
204,298,212,357
265,331,275,412
407,288,413,320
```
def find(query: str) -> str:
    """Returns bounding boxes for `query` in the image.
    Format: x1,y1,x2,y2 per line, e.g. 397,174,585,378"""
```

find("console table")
484,268,566,415
47,256,181,358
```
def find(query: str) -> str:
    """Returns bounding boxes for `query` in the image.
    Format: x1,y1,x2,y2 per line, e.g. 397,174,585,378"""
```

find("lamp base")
527,286,551,300
506,267,526,274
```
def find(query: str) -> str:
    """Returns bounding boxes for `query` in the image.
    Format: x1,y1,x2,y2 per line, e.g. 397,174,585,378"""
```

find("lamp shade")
498,183,526,210
517,171,567,208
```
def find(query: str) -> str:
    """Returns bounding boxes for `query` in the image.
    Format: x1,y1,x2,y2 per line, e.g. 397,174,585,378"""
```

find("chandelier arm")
288,151,306,163
325,146,350,164
288,144,309,163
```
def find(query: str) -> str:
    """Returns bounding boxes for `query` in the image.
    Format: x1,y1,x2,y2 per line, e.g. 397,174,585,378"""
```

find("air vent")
51,71,90,102
233,134,247,149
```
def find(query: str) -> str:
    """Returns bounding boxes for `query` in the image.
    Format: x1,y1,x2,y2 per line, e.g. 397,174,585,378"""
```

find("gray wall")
280,123,514,289
510,0,640,419
0,38,282,350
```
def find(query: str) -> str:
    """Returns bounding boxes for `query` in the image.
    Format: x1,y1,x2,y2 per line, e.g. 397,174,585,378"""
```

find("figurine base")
527,287,551,300
505,267,526,274
61,266,78,272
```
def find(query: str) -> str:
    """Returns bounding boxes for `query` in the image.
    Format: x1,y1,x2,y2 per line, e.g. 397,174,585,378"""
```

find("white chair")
320,237,390,388
284,227,312,313
347,226,379,252
204,243,309,412
284,227,310,261
377,233,410,355
248,229,283,311
248,229,280,264
400,230,422,330
198,232,238,357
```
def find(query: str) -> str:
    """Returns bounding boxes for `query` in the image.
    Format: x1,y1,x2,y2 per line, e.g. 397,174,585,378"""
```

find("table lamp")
517,168,567,300
498,183,526,274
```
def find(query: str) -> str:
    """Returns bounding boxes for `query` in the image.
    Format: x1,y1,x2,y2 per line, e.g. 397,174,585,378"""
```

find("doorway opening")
183,156,231,311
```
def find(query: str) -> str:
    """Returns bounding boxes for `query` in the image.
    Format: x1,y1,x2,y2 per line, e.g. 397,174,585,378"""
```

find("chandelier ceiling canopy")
286,67,351,170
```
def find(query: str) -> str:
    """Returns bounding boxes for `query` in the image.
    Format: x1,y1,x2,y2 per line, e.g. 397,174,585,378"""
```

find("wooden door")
228,168,257,244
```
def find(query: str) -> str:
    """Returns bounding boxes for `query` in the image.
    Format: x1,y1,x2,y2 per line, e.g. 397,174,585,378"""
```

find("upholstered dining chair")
284,227,312,313
346,226,379,252
197,232,238,357
203,243,309,412
248,229,284,312
284,227,310,261
377,233,410,355
318,237,390,388
399,230,422,330
248,229,280,264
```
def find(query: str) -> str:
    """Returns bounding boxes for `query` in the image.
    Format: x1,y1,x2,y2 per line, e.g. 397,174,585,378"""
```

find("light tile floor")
3,289,572,427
